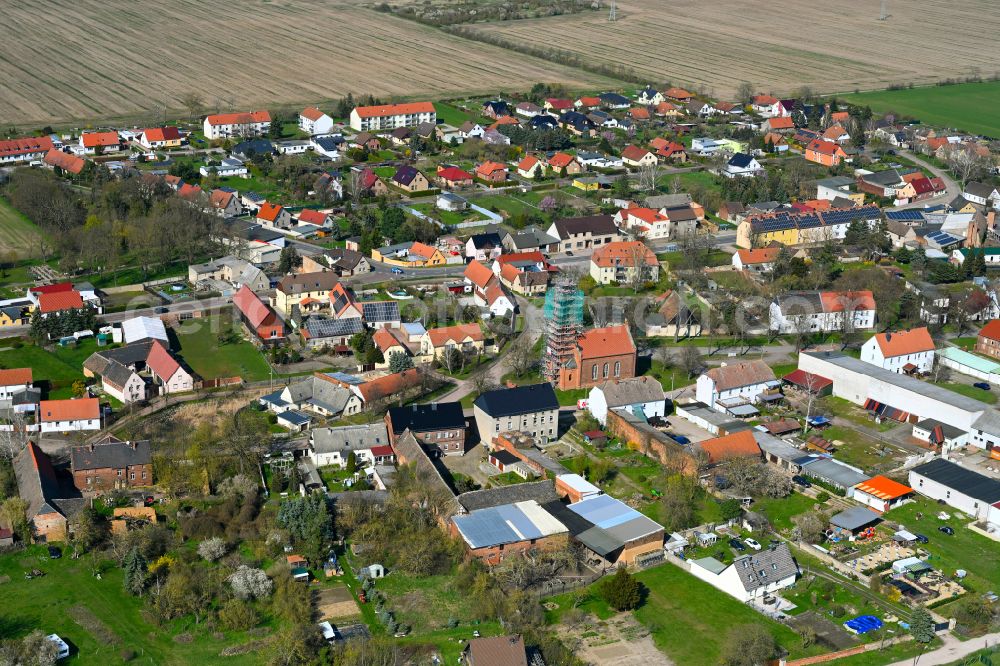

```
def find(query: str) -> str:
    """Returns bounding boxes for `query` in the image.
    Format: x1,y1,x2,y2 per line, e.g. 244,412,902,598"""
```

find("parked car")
728,538,746,552
391,267,405,275
938,526,955,536
744,538,762,551
791,475,811,488
974,382,991,391
914,534,929,544
672,434,691,445
47,546,61,559
154,306,169,314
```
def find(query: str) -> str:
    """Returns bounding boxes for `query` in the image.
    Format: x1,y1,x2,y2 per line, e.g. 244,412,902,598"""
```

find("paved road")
885,633,999,666
890,150,959,211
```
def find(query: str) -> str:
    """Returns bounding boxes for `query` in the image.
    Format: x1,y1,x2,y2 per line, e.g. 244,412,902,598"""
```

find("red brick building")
976,319,1000,360
233,285,285,343
70,435,153,491
385,402,467,456
557,325,637,390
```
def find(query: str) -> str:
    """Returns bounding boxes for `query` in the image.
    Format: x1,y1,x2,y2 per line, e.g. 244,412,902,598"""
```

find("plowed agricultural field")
0,0,618,127
461,0,1000,98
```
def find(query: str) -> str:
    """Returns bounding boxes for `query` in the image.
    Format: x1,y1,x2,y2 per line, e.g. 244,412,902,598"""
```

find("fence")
201,376,243,389
782,635,913,666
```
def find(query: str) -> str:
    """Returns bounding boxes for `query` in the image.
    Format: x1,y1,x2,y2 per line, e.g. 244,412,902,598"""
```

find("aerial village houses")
547,215,622,253
137,127,182,150
556,325,637,391
203,111,272,140
71,436,153,491
298,106,334,135
769,290,877,334
975,319,1000,360
696,360,780,415
589,241,659,285
0,136,53,165
473,384,560,445
349,102,436,132
79,131,121,154
386,402,467,456
13,442,69,541
274,271,340,316
39,398,102,432
234,285,285,343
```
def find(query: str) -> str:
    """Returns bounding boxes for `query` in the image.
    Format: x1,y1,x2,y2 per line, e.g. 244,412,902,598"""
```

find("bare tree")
637,161,658,192
505,342,535,378
180,92,205,121
946,149,992,186
675,345,703,378
801,372,829,435
736,82,755,106
0,414,31,460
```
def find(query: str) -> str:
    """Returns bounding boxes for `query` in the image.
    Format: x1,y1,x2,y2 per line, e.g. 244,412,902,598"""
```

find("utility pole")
879,0,888,21
609,0,616,22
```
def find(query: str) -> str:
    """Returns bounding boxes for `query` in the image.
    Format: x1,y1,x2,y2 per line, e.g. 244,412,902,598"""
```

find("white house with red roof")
79,131,122,154
137,127,182,150
614,206,671,239
298,107,334,135
256,202,292,230
732,247,780,274
620,145,657,168
297,209,333,229
769,290,876,334
146,340,195,393
203,111,272,140
516,155,546,179
0,368,32,401
860,328,935,375
27,282,101,316
0,136,53,165
39,398,101,432
349,102,435,132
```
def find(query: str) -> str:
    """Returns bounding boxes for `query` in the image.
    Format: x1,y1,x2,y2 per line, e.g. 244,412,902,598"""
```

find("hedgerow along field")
456,0,1000,98
1,0,619,127
844,81,1000,137
0,196,47,257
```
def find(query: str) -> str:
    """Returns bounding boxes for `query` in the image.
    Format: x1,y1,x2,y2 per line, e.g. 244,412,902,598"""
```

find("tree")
71,379,88,397
0,630,61,666
909,606,936,643
736,82,754,106
345,451,357,474
792,511,827,543
228,565,273,600
946,149,992,186
179,92,204,121
720,498,743,522
197,536,227,561
719,624,778,666
70,506,107,553
219,598,260,631
659,474,699,532
1,497,30,543
675,345,703,378
276,493,333,564
122,546,148,596
599,567,642,611
277,246,300,274
388,350,413,373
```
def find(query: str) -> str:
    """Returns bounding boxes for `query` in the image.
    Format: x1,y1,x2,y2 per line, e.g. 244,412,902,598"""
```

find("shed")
830,506,881,534
892,556,932,575
291,567,310,582
696,531,719,546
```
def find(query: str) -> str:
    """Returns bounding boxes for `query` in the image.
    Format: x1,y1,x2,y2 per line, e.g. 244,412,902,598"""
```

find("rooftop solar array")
362,301,400,323
306,317,365,337
323,371,364,385
886,209,926,221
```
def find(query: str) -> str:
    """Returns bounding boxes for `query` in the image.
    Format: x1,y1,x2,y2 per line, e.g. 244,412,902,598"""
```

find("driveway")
885,633,1000,666
890,150,959,210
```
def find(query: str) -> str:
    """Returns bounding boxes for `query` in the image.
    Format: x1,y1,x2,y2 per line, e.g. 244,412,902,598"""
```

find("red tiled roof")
591,241,658,268
547,152,576,169
354,102,434,119
437,166,473,182
301,106,326,121
0,135,53,158
370,445,394,457
408,242,438,260
210,189,234,209
427,323,483,348
979,319,1000,342
205,111,271,126
373,327,407,352
664,87,692,99
753,94,779,105
297,209,328,225
872,327,934,357
767,116,795,130
476,161,508,177
630,107,651,120
177,183,202,200
257,202,284,222
464,260,495,290
43,149,85,174
621,145,652,162
233,285,274,329
81,131,119,148
577,96,601,107
545,98,574,109
806,139,843,156
699,430,761,464
497,251,545,266
143,126,180,142
38,290,83,313
782,369,832,392
820,290,875,313
518,155,540,171
145,340,180,381
357,368,421,402
0,368,32,386
40,397,99,423
30,282,73,295
736,247,780,265
576,325,635,359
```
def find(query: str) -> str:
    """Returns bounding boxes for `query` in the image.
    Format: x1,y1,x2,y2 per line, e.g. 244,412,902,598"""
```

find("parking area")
664,414,715,444
948,448,1000,479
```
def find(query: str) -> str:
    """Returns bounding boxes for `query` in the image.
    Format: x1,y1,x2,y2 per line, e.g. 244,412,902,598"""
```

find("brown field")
1,0,618,127
460,0,1000,98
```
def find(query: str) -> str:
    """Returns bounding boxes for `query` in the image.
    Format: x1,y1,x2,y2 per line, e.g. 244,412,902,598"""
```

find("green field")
843,82,1000,137
0,196,47,258
172,316,272,381
0,339,96,398
0,546,266,665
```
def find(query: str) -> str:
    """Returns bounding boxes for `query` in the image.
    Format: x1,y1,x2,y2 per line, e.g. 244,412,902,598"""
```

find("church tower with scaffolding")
542,278,585,381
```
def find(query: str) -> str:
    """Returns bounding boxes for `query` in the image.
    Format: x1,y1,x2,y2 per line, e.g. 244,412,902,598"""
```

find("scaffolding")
542,278,584,380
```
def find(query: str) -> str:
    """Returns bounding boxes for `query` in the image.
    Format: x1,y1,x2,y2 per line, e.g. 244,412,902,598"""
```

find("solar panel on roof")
886,209,924,221
362,301,400,323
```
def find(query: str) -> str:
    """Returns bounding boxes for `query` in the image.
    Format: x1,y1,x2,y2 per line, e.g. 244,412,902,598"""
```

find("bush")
198,536,227,562
815,491,831,503
599,568,642,611
120,649,136,662
219,599,260,631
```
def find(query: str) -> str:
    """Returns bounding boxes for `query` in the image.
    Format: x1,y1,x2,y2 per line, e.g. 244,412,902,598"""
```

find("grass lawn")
825,397,897,432
843,81,1000,137
0,196,47,258
658,249,730,269
172,316,272,381
949,337,977,350
753,492,820,533
938,382,996,405
644,360,695,392
625,564,817,665
885,497,1000,599
473,194,538,218
0,339,104,397
0,546,266,665
435,101,476,127
822,426,907,474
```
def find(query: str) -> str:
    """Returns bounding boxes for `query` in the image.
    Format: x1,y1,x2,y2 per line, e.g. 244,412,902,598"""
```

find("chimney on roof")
885,332,892,341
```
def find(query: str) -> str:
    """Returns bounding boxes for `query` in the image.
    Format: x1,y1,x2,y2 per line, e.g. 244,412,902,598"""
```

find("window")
117,469,123,477
603,363,609,379
614,361,621,377
592,365,598,381
129,473,135,481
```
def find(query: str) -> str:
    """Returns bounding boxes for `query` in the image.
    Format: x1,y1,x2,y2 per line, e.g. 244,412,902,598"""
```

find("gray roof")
863,169,905,186
457,480,558,513
802,352,991,414
71,436,151,471
566,493,664,556
452,500,568,549
731,543,798,592
911,458,1000,503
816,176,855,189
100,359,139,390
285,376,354,414
753,431,812,466
84,341,155,374
310,423,389,455
505,226,559,250
800,457,869,489
830,506,881,531
645,193,692,208
964,181,997,199
594,376,665,408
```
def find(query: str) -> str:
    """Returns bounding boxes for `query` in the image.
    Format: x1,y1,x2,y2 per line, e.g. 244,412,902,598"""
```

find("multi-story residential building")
349,102,436,132
71,435,152,491
473,384,560,446
274,272,340,316
769,290,877,334
976,319,1000,360
589,241,659,285
385,402,467,456
203,111,271,140
298,106,334,135
547,215,622,253
696,360,779,414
